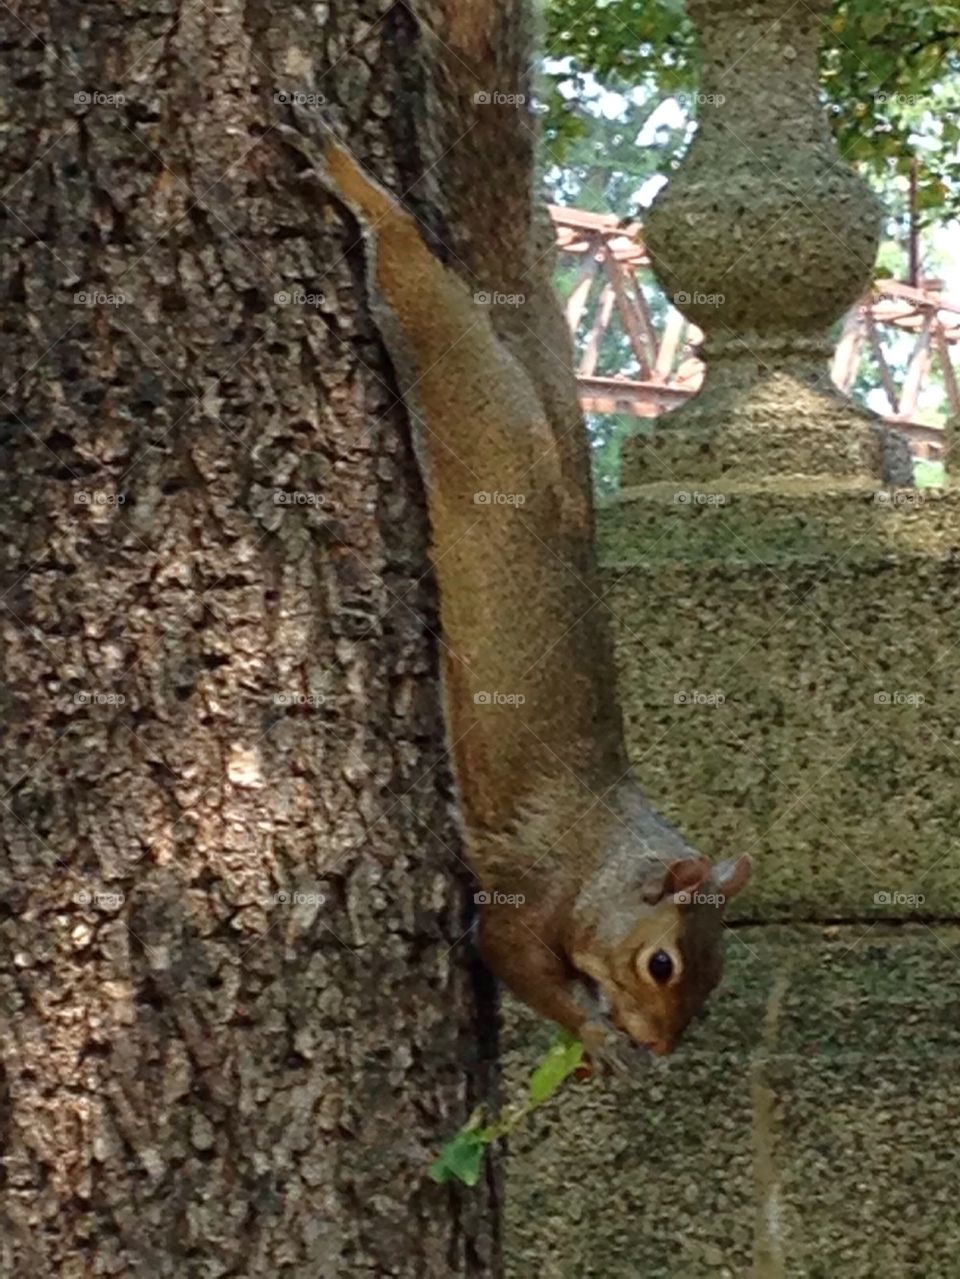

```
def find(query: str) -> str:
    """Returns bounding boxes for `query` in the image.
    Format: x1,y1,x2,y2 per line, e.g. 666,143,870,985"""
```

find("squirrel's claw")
580,1019,637,1077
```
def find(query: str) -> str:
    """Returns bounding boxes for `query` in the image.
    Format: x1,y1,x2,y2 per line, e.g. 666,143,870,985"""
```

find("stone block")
504,927,960,1278
597,482,960,919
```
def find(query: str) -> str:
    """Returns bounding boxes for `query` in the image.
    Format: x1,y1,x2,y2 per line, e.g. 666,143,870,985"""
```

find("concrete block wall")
598,477,960,921
503,467,960,1276
503,927,960,1278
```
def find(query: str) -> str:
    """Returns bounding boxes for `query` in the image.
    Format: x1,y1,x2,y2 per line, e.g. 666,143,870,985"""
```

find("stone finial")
641,0,913,485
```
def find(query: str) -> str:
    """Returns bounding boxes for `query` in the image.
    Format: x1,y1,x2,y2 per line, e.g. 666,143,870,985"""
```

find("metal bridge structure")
552,205,960,462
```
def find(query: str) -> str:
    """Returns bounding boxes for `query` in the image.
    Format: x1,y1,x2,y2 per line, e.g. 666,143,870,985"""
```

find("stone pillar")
606,0,956,934
503,5,960,1274
640,0,912,485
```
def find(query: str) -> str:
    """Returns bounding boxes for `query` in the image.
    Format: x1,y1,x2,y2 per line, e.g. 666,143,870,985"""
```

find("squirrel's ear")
662,856,713,901
711,855,752,900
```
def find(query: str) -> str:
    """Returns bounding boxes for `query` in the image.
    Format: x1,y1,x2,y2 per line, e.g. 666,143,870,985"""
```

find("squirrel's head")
569,850,751,1056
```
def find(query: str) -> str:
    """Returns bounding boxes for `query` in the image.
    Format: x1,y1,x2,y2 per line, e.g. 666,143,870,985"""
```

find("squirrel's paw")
580,1019,636,1077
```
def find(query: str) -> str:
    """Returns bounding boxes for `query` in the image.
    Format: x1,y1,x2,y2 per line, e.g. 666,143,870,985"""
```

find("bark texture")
0,0,529,1272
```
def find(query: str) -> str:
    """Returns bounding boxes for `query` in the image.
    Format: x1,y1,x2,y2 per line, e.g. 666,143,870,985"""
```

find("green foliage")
591,415,654,496
429,1031,585,1186
914,458,947,487
823,3,960,222
527,1030,585,1103
544,0,960,223
430,1121,487,1188
541,73,684,212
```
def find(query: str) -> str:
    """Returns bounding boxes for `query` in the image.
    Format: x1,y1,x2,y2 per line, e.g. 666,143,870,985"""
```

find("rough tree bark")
0,0,536,1273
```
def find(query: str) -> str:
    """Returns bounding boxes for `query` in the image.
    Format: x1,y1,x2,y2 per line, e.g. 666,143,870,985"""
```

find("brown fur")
292,130,752,1063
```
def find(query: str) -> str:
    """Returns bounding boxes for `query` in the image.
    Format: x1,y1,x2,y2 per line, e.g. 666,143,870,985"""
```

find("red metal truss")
552,207,960,461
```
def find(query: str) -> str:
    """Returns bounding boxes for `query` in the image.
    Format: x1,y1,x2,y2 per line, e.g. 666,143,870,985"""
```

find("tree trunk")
0,1,531,1272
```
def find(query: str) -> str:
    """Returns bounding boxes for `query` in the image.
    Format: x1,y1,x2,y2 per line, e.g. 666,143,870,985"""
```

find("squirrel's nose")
647,1039,673,1057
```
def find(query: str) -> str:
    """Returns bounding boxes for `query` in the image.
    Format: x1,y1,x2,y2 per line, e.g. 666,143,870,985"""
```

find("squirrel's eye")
648,949,674,984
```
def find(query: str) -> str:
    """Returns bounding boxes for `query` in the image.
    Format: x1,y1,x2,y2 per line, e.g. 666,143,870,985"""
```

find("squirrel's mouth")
575,972,674,1055
608,998,674,1055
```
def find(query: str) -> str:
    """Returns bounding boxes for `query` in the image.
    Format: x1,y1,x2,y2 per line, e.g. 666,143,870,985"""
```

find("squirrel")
279,124,752,1070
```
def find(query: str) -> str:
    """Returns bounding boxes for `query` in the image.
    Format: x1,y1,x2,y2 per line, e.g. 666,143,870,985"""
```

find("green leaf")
429,1130,488,1186
528,1030,585,1103
861,12,889,39
429,1030,588,1186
